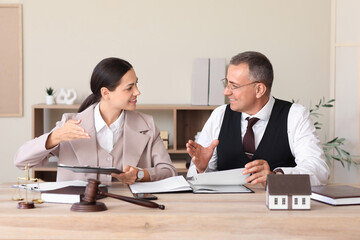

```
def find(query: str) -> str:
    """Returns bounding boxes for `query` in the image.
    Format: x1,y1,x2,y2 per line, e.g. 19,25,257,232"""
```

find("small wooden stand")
71,202,107,212
17,201,35,209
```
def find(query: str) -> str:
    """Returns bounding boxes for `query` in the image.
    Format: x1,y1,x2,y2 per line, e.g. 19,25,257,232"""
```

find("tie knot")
246,117,259,128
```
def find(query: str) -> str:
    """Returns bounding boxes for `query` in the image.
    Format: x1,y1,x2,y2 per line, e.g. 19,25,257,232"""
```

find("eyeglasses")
221,78,260,91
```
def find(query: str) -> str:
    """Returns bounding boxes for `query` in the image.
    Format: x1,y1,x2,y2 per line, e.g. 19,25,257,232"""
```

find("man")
186,51,329,186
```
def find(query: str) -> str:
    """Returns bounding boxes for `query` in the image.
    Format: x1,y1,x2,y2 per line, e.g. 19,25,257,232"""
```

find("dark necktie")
243,117,259,159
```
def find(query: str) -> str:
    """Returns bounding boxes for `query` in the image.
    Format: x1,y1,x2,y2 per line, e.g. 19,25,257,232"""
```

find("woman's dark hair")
78,57,133,112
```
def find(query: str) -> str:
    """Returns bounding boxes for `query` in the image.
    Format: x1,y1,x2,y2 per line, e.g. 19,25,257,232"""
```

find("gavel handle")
98,191,165,210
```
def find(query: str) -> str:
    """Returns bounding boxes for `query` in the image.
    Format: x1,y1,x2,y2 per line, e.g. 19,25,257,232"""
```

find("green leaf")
322,104,333,107
327,137,338,144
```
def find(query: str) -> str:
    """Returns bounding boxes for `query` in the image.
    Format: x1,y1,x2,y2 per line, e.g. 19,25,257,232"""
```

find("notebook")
41,185,108,204
311,185,360,206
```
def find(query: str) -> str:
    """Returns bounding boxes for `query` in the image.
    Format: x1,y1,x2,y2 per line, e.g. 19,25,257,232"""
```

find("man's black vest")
217,99,296,171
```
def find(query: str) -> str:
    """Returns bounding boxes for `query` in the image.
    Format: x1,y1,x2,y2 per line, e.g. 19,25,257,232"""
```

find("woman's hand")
45,119,90,149
112,165,138,185
111,165,150,185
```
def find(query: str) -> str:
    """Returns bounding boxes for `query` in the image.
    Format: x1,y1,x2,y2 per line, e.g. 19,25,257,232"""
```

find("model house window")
282,198,286,205
302,198,306,205
294,198,298,205
274,198,278,205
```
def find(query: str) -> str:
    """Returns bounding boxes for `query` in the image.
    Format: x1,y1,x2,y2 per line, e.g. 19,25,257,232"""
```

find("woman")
14,57,177,184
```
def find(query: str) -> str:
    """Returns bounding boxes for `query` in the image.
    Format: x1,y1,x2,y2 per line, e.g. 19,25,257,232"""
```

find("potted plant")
294,97,358,169
46,87,55,105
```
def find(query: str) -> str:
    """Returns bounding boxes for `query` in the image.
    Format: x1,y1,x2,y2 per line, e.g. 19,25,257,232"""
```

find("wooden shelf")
32,103,218,180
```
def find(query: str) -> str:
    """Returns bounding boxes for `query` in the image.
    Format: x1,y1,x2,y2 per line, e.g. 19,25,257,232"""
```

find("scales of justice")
12,164,43,209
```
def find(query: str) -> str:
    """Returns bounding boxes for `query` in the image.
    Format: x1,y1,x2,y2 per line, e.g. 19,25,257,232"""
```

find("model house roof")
267,174,311,195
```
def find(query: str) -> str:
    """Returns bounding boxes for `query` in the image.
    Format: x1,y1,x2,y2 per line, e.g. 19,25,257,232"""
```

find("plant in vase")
45,87,55,105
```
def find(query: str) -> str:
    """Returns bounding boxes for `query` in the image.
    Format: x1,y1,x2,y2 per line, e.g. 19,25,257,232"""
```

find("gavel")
71,178,165,212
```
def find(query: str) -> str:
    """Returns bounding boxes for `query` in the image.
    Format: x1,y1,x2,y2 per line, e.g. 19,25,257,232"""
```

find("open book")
129,168,253,194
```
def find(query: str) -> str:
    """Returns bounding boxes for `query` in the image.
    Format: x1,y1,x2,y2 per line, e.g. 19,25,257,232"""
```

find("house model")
266,174,311,210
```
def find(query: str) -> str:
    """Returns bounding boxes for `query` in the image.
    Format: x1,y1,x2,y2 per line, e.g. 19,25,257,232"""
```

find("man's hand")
186,139,219,173
46,119,90,149
243,159,273,187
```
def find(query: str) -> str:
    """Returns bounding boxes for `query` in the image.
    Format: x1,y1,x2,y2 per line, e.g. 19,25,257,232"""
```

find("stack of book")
160,131,169,149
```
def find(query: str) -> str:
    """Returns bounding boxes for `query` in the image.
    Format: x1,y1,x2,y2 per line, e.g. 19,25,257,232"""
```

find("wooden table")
1,182,359,239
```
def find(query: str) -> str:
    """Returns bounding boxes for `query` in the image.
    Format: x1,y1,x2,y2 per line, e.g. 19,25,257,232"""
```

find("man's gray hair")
230,51,273,92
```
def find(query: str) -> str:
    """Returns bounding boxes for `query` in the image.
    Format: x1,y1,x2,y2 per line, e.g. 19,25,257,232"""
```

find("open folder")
129,168,253,194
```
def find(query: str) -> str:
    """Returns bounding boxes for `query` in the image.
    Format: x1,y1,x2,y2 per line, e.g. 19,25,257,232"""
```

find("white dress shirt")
187,96,330,186
94,103,124,153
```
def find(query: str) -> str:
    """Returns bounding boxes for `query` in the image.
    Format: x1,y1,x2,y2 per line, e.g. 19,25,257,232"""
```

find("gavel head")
71,178,107,212
83,178,101,203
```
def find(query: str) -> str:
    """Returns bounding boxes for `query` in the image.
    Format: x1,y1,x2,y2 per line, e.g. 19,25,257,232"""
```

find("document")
130,176,192,194
190,184,252,194
187,168,249,185
13,180,90,191
129,168,253,194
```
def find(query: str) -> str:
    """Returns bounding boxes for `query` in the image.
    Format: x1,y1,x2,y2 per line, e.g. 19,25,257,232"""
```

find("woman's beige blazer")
14,104,177,181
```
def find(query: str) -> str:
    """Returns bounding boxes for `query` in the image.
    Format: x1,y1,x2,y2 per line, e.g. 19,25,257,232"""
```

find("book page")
13,180,89,192
191,184,253,193
188,168,249,185
129,176,192,194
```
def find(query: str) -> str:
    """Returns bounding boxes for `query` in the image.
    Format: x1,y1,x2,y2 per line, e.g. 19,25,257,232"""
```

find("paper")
13,180,89,192
129,176,192,194
188,168,249,185
190,184,253,194
129,169,253,194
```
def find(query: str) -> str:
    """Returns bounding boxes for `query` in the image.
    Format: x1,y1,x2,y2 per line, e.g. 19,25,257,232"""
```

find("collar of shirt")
94,103,124,135
241,95,275,123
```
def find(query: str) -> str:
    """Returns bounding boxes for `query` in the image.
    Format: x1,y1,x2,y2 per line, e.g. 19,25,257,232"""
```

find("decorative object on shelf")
266,174,311,210
191,58,209,105
12,164,43,209
191,58,226,106
209,58,226,105
56,88,77,105
45,87,55,105
160,131,169,149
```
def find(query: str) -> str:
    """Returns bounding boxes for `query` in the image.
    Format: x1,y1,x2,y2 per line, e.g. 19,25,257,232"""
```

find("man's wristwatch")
273,168,284,175
136,168,145,181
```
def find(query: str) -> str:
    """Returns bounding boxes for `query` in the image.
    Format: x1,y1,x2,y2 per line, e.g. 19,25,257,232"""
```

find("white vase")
46,95,55,105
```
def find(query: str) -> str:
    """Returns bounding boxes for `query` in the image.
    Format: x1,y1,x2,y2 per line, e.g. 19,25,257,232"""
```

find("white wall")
331,0,360,183
0,0,331,182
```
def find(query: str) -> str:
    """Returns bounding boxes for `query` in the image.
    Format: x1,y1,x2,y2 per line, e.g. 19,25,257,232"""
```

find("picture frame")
0,4,23,116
